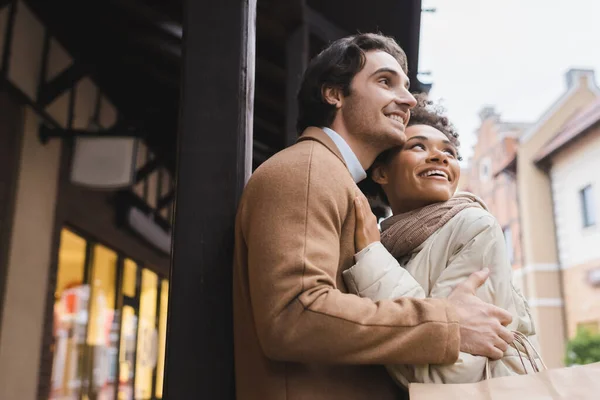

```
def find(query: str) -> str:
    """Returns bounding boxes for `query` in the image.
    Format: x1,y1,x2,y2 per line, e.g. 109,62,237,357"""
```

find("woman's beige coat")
343,206,539,387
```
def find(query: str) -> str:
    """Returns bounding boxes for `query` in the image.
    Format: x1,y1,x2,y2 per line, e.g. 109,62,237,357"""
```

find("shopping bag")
409,331,600,399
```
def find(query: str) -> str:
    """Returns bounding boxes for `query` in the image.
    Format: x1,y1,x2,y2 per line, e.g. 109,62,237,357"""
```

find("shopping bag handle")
485,331,547,380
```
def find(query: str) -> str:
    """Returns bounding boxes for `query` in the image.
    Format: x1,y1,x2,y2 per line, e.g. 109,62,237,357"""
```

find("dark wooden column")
0,91,23,342
284,1,308,147
285,21,309,146
163,0,256,398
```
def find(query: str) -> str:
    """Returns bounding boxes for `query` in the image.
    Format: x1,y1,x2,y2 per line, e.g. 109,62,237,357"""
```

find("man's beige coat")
232,127,461,400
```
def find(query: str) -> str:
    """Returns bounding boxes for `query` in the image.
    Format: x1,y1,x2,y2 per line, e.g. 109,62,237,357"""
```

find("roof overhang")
534,99,600,168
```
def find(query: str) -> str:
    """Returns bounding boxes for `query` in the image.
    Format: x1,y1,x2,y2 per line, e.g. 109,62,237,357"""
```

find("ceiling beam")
38,61,88,106
106,0,182,39
306,6,347,42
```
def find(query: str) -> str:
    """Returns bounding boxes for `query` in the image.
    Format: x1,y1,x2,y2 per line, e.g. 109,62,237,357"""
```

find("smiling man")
232,33,514,400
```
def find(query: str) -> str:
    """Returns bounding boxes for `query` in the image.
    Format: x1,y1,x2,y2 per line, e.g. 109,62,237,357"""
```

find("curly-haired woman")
344,94,540,387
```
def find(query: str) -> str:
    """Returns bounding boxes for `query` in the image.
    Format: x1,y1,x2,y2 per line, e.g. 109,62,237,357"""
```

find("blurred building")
534,96,600,339
463,107,530,276
468,68,600,368
0,3,172,399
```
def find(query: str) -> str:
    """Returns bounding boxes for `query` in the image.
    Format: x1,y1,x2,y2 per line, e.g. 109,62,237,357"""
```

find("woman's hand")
354,195,381,252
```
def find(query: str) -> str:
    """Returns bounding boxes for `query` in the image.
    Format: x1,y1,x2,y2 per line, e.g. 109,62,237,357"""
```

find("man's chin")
388,129,407,146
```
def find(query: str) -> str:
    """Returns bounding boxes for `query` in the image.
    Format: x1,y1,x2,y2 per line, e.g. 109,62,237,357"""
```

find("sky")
417,0,600,165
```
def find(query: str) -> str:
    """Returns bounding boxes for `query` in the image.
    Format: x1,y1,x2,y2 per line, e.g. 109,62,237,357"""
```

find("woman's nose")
428,151,449,164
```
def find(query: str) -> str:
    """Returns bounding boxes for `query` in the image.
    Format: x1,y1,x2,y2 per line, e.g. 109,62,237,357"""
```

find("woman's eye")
410,143,425,150
444,149,456,157
379,78,390,85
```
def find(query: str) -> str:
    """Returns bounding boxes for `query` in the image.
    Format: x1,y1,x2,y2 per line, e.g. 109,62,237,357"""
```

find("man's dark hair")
358,94,461,205
296,33,408,133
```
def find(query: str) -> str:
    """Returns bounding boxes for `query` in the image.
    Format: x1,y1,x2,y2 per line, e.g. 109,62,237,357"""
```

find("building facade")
464,107,529,279
0,2,172,399
535,98,600,339
467,68,600,368
516,69,599,368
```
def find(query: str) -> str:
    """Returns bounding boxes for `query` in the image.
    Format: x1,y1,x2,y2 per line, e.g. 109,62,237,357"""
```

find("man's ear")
371,164,389,185
322,85,343,109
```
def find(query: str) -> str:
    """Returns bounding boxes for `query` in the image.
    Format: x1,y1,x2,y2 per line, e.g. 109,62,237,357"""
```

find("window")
479,157,491,182
503,226,514,264
580,185,596,228
50,228,169,400
577,321,599,334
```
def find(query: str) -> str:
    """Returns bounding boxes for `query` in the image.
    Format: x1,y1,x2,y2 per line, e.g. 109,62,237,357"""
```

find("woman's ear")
371,164,389,185
322,86,343,109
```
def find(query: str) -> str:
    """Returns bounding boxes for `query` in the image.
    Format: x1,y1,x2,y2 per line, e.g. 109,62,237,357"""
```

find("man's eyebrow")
369,67,400,78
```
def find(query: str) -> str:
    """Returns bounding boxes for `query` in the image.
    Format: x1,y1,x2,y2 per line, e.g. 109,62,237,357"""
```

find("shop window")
155,280,169,398
135,269,158,399
86,244,119,399
118,258,138,400
50,229,88,400
49,228,168,400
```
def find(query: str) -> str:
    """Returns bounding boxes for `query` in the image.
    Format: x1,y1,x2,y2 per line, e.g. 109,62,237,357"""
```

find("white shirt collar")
321,127,367,183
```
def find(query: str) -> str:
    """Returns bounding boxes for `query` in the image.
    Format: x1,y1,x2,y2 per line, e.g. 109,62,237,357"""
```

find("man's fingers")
494,336,509,353
489,304,513,327
488,346,504,361
459,268,490,295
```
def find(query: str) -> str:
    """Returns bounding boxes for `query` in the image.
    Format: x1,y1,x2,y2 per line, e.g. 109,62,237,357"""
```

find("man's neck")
327,124,379,171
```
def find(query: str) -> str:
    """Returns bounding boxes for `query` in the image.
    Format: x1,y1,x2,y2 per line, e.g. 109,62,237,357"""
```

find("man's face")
336,50,417,151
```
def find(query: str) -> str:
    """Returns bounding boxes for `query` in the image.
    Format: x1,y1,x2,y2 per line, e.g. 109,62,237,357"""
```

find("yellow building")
534,97,600,340
515,69,599,368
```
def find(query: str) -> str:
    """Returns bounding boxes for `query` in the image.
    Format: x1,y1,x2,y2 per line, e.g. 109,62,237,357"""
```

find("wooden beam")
38,61,88,106
256,57,286,85
156,188,175,211
163,0,256,398
0,90,24,374
254,115,281,138
306,6,347,42
135,157,161,183
1,0,16,78
285,5,309,146
254,89,285,114
107,0,182,39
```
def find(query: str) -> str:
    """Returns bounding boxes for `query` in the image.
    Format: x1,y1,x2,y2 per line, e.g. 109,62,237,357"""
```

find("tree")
565,327,600,366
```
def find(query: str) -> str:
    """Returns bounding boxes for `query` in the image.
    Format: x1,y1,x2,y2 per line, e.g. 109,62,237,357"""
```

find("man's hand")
354,195,380,251
448,268,514,360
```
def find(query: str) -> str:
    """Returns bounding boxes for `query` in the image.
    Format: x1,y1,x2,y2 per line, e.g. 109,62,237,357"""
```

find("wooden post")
285,20,309,147
163,0,255,398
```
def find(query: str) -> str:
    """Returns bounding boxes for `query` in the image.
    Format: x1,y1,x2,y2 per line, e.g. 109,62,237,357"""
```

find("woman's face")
373,124,460,214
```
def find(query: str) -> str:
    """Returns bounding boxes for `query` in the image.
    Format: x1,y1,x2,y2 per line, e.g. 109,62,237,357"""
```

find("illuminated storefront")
50,228,168,400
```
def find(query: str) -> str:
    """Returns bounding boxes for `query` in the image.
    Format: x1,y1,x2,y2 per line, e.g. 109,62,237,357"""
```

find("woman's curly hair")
409,94,460,150
359,93,461,205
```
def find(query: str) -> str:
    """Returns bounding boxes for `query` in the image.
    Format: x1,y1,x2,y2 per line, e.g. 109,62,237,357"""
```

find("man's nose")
394,87,417,108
